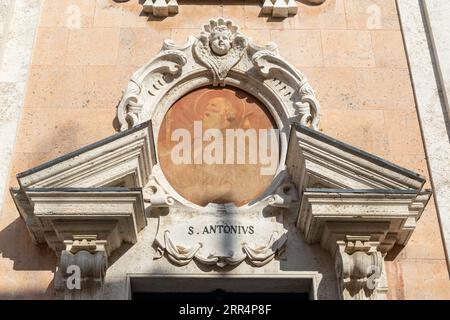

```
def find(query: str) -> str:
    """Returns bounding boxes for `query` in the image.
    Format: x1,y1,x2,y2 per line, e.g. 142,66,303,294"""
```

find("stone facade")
0,0,449,300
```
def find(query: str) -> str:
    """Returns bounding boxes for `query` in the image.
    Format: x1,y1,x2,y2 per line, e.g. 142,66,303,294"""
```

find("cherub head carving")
210,25,232,56
198,18,246,57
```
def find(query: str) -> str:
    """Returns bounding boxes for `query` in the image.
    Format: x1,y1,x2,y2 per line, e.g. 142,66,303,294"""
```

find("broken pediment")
287,124,430,249
11,121,155,250
11,120,430,257
287,123,431,299
10,17,431,300
11,118,431,300
289,124,426,191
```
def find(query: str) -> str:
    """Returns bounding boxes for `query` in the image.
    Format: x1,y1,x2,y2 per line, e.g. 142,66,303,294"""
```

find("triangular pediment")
288,123,426,192
15,121,155,190
287,123,431,254
11,121,155,251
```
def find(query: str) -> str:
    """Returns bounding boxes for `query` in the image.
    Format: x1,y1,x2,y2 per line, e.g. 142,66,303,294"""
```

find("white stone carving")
262,0,299,18
154,203,288,268
143,174,175,207
194,18,248,85
57,235,108,300
334,237,384,300
252,51,320,128
10,17,432,300
268,182,298,208
119,0,317,18
141,0,178,16
117,52,187,131
117,17,321,135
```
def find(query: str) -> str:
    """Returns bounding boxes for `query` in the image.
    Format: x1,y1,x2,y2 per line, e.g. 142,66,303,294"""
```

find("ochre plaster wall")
0,0,448,299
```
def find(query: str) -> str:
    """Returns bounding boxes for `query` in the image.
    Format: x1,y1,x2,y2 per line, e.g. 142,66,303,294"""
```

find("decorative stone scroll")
154,203,288,268
334,237,384,300
117,17,321,133
143,175,175,207
56,236,108,300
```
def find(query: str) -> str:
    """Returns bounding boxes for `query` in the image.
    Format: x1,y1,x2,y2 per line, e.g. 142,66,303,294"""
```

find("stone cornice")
16,121,155,189
12,188,146,253
288,124,426,190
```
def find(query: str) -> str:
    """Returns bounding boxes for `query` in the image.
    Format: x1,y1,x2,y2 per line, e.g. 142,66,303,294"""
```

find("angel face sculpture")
209,26,233,56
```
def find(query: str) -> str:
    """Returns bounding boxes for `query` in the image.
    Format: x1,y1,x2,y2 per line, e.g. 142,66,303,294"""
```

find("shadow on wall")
0,217,56,271
0,217,57,298
0,282,55,300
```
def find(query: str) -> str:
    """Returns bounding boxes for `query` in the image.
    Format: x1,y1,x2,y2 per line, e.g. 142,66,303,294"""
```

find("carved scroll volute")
116,18,322,132
117,50,188,132
117,80,143,131
56,236,108,300
143,174,175,207
334,237,384,300
252,50,321,129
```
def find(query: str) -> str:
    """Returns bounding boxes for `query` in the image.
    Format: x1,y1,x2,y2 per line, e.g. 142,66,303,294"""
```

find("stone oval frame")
117,18,321,209
152,77,289,209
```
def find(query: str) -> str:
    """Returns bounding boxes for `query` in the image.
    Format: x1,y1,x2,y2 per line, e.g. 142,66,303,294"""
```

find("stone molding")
13,188,146,254
116,0,328,18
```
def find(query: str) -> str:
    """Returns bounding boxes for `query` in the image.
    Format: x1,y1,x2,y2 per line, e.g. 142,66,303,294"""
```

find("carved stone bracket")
334,236,385,300
56,236,108,300
262,0,299,18
143,0,179,17
116,0,330,18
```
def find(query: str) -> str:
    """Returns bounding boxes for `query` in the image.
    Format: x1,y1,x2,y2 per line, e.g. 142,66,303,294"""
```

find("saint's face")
158,87,276,207
202,97,235,130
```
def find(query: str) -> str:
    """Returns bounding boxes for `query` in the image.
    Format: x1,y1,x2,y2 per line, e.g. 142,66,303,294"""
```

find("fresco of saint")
158,87,277,207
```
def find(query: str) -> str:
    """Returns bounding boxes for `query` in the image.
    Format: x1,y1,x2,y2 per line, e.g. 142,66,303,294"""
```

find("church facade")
0,0,449,300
